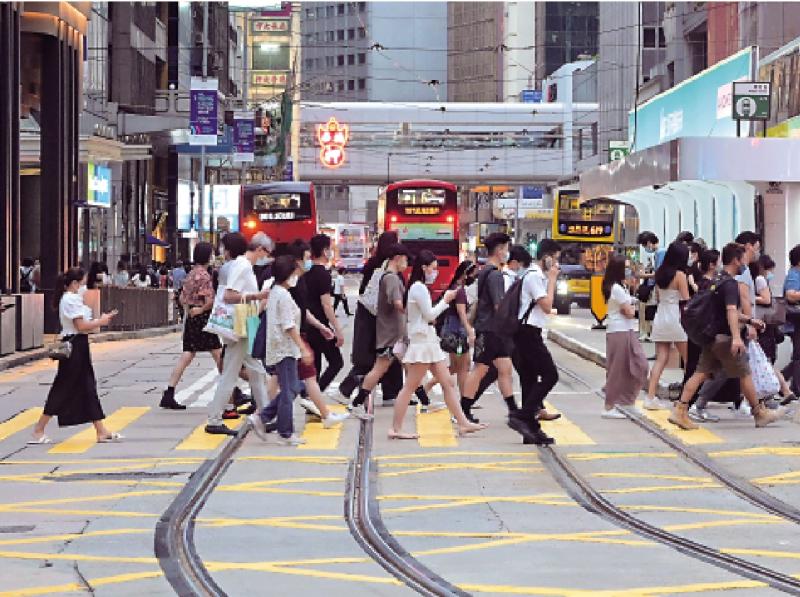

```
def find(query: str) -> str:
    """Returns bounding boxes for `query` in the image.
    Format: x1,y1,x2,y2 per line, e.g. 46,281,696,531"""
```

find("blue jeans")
261,357,301,438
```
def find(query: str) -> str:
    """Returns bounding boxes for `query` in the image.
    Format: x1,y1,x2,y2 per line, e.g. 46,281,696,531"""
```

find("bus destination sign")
558,222,613,237
403,206,441,216
259,212,295,221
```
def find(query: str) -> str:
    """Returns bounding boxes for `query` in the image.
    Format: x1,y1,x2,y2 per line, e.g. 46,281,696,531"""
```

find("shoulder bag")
46,336,74,361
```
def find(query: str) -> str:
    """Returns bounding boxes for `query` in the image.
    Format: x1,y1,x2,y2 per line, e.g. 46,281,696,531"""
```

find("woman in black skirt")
29,267,120,444
160,242,222,409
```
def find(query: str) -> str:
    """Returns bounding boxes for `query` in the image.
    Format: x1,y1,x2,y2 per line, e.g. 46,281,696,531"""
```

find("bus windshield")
397,188,446,206
245,190,312,221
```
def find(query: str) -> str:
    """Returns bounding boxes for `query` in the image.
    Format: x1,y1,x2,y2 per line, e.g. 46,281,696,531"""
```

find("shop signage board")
233,111,255,162
732,81,771,120
608,140,629,161
86,163,111,208
520,89,543,103
189,77,218,145
252,19,289,33
628,47,752,151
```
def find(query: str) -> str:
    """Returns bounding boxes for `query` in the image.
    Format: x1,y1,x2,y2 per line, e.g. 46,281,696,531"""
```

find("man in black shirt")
304,234,345,391
669,243,784,430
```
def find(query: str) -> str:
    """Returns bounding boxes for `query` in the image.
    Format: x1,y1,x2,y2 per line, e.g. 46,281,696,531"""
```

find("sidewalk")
545,309,683,399
0,324,181,373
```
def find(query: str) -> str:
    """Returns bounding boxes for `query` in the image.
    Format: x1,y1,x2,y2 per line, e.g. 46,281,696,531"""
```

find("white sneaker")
248,414,269,441
322,411,349,428
420,401,447,414
276,434,306,446
602,407,627,419
643,396,668,410
298,398,321,418
349,404,373,420
730,402,752,418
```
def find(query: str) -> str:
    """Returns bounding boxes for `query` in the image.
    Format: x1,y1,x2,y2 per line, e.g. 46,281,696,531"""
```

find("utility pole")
198,2,208,244
240,12,249,185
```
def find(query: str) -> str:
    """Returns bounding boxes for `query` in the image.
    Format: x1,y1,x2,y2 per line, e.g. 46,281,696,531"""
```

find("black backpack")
681,274,729,346
20,268,32,292
489,271,534,336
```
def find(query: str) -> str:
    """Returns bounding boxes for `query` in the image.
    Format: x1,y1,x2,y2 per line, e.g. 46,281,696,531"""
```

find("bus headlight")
556,280,569,295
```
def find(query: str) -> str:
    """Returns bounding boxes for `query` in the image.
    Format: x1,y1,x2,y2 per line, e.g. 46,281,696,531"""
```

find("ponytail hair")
405,249,436,304
53,267,85,310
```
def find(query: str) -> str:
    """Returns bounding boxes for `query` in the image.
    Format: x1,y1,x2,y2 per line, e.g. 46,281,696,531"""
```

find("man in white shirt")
510,239,561,445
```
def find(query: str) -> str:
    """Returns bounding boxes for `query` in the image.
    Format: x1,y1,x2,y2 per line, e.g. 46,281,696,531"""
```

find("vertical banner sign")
233,111,255,162
189,77,219,145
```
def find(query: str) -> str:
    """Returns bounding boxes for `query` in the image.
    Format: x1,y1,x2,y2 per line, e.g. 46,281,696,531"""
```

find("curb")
547,328,675,399
0,324,181,373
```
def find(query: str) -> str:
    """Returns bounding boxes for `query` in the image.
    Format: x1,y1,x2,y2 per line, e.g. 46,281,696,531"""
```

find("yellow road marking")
603,483,721,495
636,401,724,444
0,360,52,383
0,528,149,547
751,470,800,485
711,446,800,458
0,408,43,442
374,451,538,461
48,407,150,454
567,451,677,461
175,418,241,451
592,472,713,483
0,549,156,564
416,407,457,448
0,489,174,512
0,571,164,597
539,402,595,445
298,404,347,450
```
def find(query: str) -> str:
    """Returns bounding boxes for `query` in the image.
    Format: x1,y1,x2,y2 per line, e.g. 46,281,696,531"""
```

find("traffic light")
526,232,538,256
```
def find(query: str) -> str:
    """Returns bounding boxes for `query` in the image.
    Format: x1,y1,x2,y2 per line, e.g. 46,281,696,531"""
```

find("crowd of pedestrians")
30,223,799,447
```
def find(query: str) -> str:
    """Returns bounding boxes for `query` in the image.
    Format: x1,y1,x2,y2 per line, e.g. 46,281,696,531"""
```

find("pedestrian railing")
84,287,172,331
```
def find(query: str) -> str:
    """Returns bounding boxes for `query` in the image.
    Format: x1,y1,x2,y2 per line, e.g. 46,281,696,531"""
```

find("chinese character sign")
252,19,289,33
317,117,349,169
233,111,255,162
253,72,287,86
190,77,219,146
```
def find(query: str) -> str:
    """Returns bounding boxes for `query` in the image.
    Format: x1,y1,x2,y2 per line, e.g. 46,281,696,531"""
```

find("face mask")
303,259,313,272
687,257,695,267
766,272,775,282
739,264,747,275
287,275,298,288
256,256,269,266
424,270,438,285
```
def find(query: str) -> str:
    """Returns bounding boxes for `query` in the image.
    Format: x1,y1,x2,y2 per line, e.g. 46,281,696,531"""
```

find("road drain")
44,472,185,482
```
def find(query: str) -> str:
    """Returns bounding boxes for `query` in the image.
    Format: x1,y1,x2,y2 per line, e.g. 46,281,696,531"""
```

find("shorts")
376,345,398,361
473,331,513,366
697,335,751,379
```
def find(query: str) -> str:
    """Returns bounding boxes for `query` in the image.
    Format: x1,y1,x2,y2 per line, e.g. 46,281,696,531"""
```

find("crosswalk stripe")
635,401,724,445
416,407,458,448
0,408,43,442
297,404,348,450
191,387,217,408
175,419,240,451
48,407,150,454
175,369,218,405
539,402,596,445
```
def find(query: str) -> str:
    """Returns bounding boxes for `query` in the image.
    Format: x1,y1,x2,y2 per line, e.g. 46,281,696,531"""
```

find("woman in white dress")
646,242,691,409
389,250,487,439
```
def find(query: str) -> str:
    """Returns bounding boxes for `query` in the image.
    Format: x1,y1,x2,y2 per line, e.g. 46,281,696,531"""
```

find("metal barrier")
14,293,44,350
97,287,171,331
0,297,16,355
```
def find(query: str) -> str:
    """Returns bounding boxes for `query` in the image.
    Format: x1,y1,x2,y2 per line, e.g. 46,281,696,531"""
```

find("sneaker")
237,403,256,415
601,407,627,419
420,401,447,414
265,421,278,433
276,434,306,446
731,402,752,418
643,396,668,410
222,409,240,420
322,412,349,428
248,414,269,441
298,398,322,418
688,406,720,423
204,424,237,436
232,387,253,408
349,404,373,420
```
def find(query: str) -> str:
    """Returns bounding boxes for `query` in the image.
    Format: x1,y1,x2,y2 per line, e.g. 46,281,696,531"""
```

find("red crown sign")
317,117,349,168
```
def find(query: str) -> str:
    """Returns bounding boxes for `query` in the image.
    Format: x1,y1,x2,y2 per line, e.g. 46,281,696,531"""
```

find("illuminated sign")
259,212,295,221
560,223,613,237
317,117,349,169
403,206,441,216
253,72,287,86
87,163,111,208
252,19,289,33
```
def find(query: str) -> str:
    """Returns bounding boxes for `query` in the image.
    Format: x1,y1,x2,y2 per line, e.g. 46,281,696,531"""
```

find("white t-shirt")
502,269,516,292
519,265,550,329
264,284,301,366
226,255,258,295
131,274,151,288
333,273,343,295
607,283,637,333
465,280,478,306
59,292,93,336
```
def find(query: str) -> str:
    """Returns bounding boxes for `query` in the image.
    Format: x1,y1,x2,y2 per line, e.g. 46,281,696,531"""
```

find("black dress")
182,311,222,353
44,334,105,426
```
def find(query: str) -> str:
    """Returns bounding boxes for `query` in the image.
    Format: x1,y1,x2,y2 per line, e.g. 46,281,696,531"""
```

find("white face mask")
256,256,269,266
424,269,438,285
287,275,298,288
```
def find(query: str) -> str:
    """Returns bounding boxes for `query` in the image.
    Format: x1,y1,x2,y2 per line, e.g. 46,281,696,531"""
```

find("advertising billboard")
86,163,111,208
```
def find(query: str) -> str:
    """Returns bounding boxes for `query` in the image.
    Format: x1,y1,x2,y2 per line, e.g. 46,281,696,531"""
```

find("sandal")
388,430,419,440
27,435,52,445
97,432,124,443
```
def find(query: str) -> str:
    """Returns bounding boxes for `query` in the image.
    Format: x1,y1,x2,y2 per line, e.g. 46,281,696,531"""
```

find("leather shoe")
204,424,237,436
537,410,561,421
523,429,556,445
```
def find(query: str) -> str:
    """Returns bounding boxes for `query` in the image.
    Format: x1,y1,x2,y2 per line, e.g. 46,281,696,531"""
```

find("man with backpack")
460,232,528,437
510,240,562,444
670,243,785,430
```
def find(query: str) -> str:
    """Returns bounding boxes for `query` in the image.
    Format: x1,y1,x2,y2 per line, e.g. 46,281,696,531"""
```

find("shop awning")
145,234,170,248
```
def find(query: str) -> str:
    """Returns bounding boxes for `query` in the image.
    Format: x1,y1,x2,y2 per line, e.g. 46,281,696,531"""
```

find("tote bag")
204,286,239,343
359,262,388,316
748,341,780,399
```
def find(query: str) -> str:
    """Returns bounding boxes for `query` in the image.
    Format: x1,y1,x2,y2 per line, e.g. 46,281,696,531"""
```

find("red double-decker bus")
240,182,318,244
378,179,459,297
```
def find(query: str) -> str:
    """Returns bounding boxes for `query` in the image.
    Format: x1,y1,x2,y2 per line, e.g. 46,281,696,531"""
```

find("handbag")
747,341,780,398
204,286,239,343
233,299,258,339
251,311,268,359
46,336,73,361
246,306,262,355
439,312,468,354
636,282,654,303
761,297,786,326
359,263,388,316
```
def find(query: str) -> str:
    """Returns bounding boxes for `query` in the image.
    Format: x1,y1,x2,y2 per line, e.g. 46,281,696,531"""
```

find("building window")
337,80,345,92
337,54,345,66
358,26,366,39
348,28,355,40
358,2,366,12
326,30,335,42
305,8,313,19
358,78,365,90
347,54,355,65
348,79,355,91
357,52,366,64
337,29,344,41
304,58,313,69
326,55,334,68
348,2,355,14
316,7,324,18
326,6,334,17
337,3,345,15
